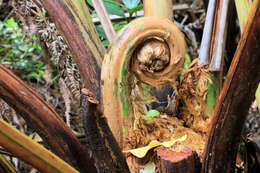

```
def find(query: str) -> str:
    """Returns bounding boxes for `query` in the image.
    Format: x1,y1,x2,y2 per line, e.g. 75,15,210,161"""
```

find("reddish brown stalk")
0,64,97,173
81,89,130,173
202,1,260,172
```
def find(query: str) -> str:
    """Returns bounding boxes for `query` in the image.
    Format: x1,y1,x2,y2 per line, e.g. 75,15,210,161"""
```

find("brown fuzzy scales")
178,59,212,133
123,59,212,172
81,89,130,173
124,116,206,155
123,115,206,173
137,39,170,73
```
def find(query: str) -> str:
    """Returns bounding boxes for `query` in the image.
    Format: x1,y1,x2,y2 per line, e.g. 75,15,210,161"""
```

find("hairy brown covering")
81,89,130,173
178,59,212,133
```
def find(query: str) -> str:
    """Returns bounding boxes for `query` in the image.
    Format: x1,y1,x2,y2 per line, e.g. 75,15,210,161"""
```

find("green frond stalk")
0,119,79,173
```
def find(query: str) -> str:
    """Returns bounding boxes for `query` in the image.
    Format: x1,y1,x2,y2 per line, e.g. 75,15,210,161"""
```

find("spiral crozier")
101,17,186,146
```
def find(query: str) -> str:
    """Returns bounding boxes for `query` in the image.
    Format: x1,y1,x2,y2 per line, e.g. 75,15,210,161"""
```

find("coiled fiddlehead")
101,17,186,146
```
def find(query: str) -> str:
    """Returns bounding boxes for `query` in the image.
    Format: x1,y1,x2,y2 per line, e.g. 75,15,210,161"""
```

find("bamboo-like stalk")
40,0,104,100
144,0,173,20
91,0,116,43
198,0,216,65
0,119,78,173
209,0,230,70
0,64,97,173
199,0,231,115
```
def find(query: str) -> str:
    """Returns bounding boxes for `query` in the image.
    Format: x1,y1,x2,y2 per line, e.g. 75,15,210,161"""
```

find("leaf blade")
122,0,140,9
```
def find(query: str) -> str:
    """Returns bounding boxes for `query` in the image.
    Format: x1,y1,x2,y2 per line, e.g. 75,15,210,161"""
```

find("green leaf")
39,70,45,75
102,40,109,47
36,62,44,68
0,23,4,30
0,47,8,53
104,0,125,16
6,18,18,29
145,109,160,118
122,0,140,9
95,25,107,39
0,17,44,82
113,21,128,32
17,60,28,68
12,49,21,56
18,44,29,52
27,72,40,78
180,52,191,78
28,48,34,53
128,4,143,15
87,0,125,17
205,73,219,115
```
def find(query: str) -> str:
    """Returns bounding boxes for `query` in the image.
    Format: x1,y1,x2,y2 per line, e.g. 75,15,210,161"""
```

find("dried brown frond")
11,0,82,103
59,78,72,127
10,0,83,133
0,99,26,133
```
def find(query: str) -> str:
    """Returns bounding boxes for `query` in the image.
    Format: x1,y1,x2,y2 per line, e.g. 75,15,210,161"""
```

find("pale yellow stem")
235,0,253,33
0,119,79,173
91,0,116,43
144,0,173,19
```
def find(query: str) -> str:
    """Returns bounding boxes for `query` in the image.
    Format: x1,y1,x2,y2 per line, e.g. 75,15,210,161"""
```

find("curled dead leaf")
123,135,187,158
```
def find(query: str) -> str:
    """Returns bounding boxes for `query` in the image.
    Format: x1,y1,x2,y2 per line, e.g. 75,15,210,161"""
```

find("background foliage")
0,18,44,82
